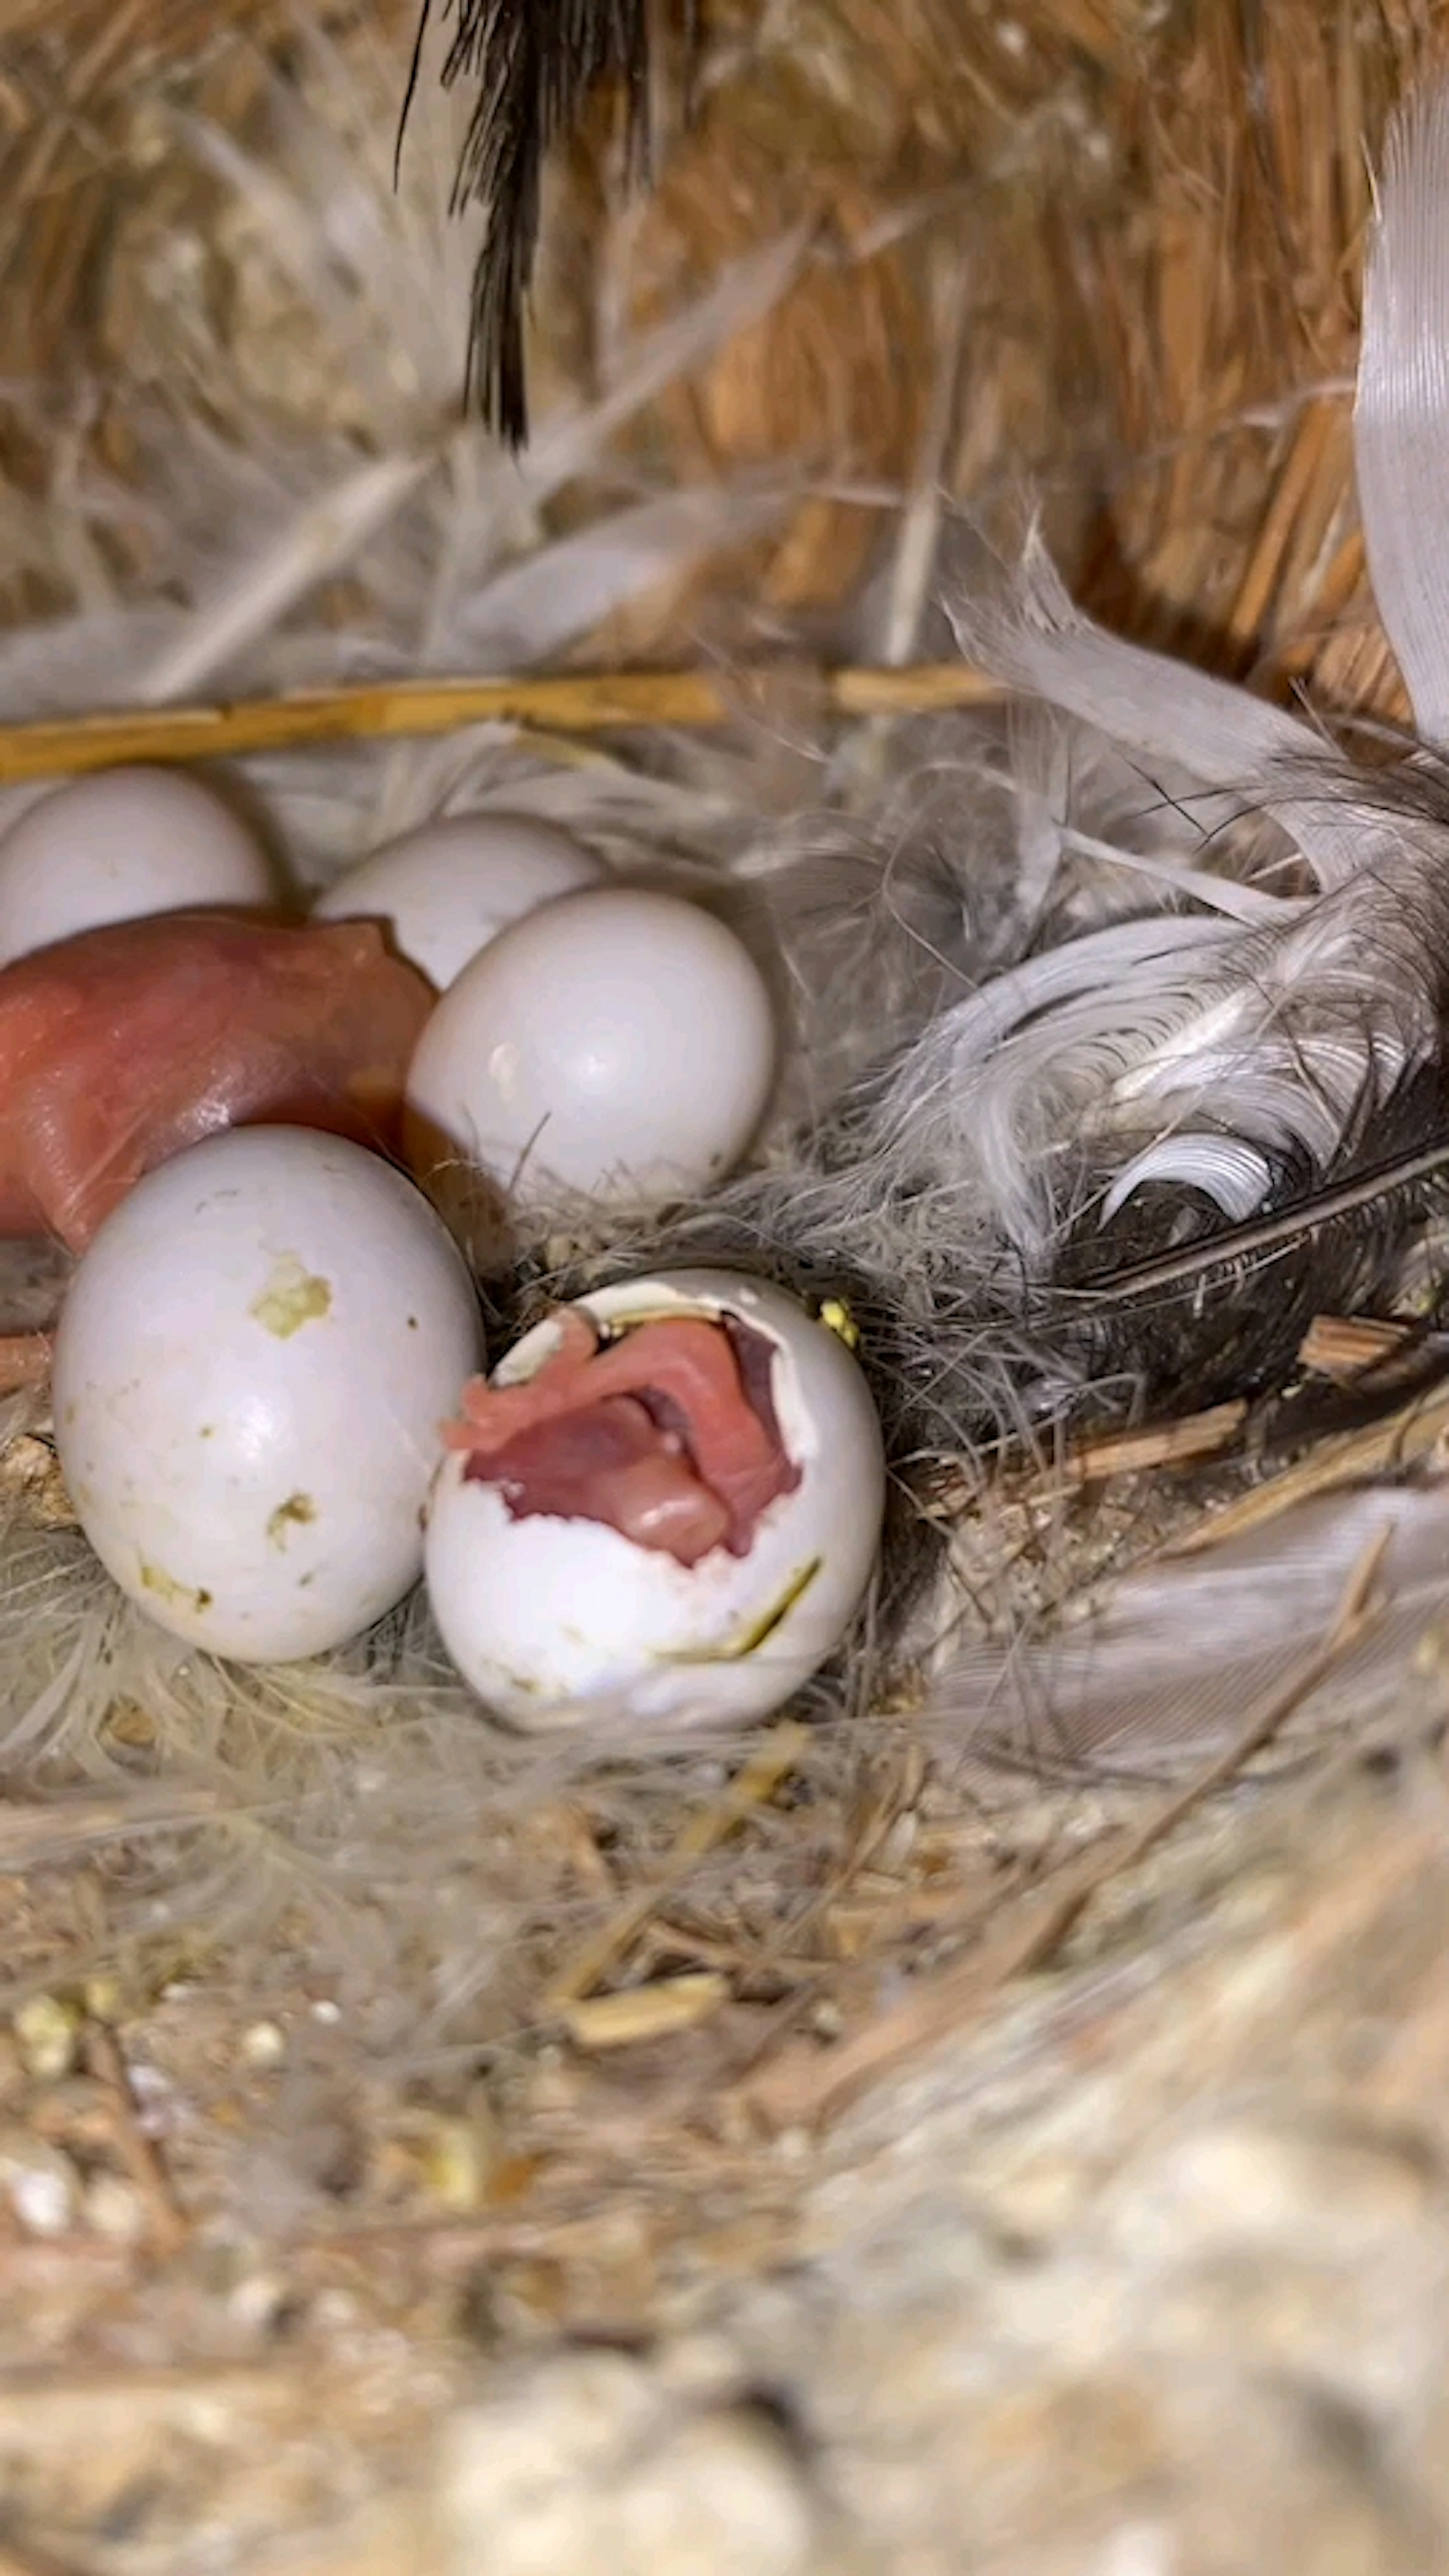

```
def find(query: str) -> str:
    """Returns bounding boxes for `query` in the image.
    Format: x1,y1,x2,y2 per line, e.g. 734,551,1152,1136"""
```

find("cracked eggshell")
311,811,605,991
0,768,275,964
53,1126,483,1662
423,1269,885,1732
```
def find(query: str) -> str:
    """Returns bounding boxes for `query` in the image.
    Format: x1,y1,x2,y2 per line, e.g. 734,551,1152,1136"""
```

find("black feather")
405,1,692,447
1046,1069,1449,1411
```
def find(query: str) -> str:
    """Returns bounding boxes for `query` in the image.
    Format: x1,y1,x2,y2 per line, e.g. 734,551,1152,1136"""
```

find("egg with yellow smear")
53,1126,483,1661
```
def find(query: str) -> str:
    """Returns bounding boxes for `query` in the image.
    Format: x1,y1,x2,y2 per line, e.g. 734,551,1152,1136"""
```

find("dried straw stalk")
0,659,1002,781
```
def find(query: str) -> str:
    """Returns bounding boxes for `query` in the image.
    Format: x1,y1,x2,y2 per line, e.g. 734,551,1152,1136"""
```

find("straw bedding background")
1,2,1449,2569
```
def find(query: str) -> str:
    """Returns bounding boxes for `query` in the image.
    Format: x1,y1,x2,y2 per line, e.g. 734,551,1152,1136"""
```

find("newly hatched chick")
0,913,431,1386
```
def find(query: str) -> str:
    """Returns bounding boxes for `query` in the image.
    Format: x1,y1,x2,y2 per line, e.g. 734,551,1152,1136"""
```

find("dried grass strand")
746,1535,1387,2133
0,660,1004,783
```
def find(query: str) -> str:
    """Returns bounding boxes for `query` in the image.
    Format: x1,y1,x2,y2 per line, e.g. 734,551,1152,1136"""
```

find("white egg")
311,811,605,990
424,1269,884,1732
0,768,275,964
54,1126,483,1663
405,888,777,1207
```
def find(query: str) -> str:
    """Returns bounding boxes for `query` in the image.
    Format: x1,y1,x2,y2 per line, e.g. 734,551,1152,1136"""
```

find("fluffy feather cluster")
623,73,1449,1773
677,83,1449,1444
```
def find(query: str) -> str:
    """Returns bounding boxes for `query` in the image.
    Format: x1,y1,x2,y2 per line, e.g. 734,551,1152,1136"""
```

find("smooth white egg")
54,1126,482,1662
405,888,777,1207
312,811,605,990
0,768,275,964
424,1269,884,1732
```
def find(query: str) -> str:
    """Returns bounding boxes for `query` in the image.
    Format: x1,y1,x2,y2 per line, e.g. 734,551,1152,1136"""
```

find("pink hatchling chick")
0,911,432,1389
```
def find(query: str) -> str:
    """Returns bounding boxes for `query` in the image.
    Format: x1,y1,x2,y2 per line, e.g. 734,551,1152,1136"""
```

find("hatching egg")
0,768,274,964
423,1269,884,1732
405,887,777,1208
53,1126,482,1662
311,811,605,990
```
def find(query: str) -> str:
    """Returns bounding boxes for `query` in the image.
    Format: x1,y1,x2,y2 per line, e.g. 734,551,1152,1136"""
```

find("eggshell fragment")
405,888,777,1209
0,911,432,1251
0,769,274,964
424,1269,884,1732
54,1126,483,1661
312,811,605,990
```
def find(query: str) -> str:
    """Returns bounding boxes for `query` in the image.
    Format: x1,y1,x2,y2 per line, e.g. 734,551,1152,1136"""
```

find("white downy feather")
946,535,1406,892
127,250,807,701
935,1474,1449,1782
1099,1135,1274,1226
1355,78,1449,746
445,482,789,670
135,448,439,704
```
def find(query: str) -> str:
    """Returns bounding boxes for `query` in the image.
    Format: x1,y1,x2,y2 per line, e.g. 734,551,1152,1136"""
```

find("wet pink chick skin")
0,912,433,1251
442,1309,801,1567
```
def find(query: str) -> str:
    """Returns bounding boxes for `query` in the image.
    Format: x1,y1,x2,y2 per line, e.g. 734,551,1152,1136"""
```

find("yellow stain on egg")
266,1492,317,1549
250,1254,332,1338
139,1559,212,1615
818,1297,860,1352
666,1557,822,1665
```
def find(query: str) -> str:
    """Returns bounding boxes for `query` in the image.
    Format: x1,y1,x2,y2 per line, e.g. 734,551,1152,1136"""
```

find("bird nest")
1,4,1449,2571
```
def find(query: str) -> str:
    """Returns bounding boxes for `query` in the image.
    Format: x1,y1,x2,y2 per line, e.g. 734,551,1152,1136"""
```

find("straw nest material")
3,3,1449,2570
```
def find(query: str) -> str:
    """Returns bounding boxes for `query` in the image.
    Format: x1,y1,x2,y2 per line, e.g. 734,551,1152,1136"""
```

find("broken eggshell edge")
423,1269,886,1733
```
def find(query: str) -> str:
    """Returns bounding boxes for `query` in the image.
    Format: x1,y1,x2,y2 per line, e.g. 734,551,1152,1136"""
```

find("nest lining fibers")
3,5,1449,2570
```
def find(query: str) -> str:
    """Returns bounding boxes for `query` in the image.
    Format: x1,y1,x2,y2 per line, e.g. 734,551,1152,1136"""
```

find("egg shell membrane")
0,910,432,1251
441,1309,801,1568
